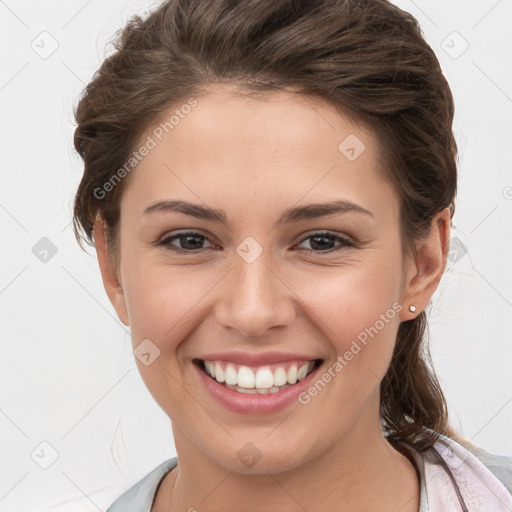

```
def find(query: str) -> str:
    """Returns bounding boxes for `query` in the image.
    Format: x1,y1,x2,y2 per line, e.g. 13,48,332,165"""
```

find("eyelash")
155,230,354,255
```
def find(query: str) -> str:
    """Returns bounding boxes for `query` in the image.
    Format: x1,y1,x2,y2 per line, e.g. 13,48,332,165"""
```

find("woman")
71,0,512,510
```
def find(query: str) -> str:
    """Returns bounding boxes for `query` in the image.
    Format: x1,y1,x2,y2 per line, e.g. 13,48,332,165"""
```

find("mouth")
193,358,323,395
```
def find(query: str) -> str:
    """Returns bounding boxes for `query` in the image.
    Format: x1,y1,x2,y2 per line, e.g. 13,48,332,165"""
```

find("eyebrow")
142,199,374,224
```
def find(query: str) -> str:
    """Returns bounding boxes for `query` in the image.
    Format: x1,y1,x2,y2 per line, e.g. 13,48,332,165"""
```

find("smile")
195,358,322,394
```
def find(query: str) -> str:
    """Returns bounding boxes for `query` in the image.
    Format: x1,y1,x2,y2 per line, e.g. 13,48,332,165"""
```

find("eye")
155,230,353,255
294,231,353,253
156,231,215,253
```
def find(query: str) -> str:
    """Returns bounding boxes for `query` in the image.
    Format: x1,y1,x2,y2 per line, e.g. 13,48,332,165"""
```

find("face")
99,84,435,474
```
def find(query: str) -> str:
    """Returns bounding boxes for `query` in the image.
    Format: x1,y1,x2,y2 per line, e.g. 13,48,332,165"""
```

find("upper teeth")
203,361,315,389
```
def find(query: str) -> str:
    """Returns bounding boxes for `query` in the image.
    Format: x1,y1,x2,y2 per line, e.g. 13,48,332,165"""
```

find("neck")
156,416,420,512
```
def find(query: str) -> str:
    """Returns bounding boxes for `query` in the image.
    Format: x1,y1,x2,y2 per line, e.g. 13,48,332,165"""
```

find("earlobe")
93,217,130,326
399,207,451,321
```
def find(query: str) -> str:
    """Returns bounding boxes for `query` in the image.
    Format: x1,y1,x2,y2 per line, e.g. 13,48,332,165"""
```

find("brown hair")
72,0,460,451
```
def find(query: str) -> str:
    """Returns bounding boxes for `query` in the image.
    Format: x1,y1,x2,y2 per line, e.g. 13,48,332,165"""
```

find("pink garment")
424,435,512,511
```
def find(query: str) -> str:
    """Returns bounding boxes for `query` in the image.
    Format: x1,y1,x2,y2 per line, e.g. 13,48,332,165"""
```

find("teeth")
214,362,225,383
235,387,259,394
297,362,309,381
225,364,238,385
204,360,317,388
273,367,287,386
238,366,255,388
225,383,292,394
286,365,298,385
204,361,215,377
255,368,274,388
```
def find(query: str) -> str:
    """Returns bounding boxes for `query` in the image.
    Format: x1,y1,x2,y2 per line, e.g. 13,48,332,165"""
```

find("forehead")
121,85,399,226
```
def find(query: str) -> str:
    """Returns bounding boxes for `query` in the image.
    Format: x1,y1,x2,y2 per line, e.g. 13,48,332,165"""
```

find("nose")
214,251,297,338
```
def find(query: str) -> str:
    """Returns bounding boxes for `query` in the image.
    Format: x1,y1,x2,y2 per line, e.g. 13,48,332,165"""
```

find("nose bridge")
215,243,295,337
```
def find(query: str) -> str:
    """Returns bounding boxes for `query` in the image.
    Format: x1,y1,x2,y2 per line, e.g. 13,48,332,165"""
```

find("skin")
94,84,450,511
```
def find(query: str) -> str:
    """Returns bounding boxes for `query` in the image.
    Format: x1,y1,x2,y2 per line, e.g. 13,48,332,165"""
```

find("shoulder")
424,434,512,510
106,457,178,512
460,441,512,494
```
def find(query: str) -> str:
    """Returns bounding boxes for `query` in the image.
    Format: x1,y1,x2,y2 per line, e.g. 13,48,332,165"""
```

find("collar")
420,434,512,511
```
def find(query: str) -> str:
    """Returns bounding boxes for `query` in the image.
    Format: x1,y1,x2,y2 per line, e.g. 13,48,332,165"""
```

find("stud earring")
409,305,417,312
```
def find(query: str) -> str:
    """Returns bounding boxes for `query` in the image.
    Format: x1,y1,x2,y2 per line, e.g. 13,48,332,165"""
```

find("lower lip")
194,360,322,415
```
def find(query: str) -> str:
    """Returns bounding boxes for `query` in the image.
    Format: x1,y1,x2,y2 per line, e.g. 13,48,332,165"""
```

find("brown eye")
157,231,215,253
295,232,353,253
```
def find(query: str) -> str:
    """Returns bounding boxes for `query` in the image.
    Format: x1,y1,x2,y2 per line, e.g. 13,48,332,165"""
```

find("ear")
93,217,130,326
399,207,451,321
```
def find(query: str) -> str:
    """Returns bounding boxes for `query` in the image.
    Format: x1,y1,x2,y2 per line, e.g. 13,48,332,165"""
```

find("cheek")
121,265,213,414
289,252,403,386
294,252,402,335
124,267,206,346
290,272,402,442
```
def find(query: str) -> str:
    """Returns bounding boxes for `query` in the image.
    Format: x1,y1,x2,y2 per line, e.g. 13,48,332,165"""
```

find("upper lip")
196,351,321,366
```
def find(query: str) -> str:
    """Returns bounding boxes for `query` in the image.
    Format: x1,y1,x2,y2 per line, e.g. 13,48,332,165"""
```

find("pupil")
310,235,333,251
182,234,203,250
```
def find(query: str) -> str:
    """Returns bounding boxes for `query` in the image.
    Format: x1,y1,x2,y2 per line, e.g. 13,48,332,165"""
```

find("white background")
1,0,511,510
